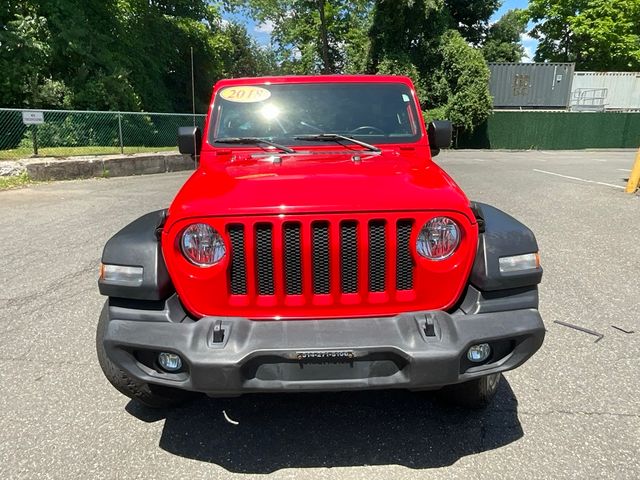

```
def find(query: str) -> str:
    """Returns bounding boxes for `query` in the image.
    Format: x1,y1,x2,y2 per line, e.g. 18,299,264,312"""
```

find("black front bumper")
102,294,545,396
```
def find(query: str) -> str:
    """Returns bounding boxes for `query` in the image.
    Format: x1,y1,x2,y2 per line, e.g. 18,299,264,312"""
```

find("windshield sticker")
220,86,272,103
402,94,410,102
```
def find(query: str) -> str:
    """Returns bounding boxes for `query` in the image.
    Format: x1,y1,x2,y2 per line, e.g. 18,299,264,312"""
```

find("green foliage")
222,22,279,77
367,0,447,75
1,0,506,134
444,0,501,45
427,30,493,131
527,0,640,70
227,0,372,74
19,118,81,149
341,4,372,74
376,55,428,103
0,7,66,107
19,115,118,148
482,9,528,63
367,1,493,131
1,1,278,111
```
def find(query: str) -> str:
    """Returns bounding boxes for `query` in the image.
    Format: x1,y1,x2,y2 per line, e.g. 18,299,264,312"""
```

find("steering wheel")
349,125,386,135
299,120,324,133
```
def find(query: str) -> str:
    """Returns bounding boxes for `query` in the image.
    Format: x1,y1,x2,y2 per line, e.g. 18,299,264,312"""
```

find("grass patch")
0,145,177,160
0,172,33,191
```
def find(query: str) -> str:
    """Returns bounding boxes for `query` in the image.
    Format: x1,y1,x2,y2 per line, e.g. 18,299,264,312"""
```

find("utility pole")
190,46,198,167
191,46,196,128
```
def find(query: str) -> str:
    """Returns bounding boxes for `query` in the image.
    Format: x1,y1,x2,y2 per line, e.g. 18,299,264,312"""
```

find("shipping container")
489,63,575,109
570,72,640,111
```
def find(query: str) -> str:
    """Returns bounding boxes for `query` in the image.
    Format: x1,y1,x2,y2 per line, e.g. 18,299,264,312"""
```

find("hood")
167,150,473,222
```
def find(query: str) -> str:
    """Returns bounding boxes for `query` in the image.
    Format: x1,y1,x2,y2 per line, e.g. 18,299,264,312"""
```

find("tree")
367,0,446,75
375,54,428,103
0,1,279,111
1,0,497,129
528,0,640,70
366,0,492,131
227,0,372,74
221,22,280,78
114,0,230,112
0,1,73,108
569,0,640,70
482,9,528,63
444,0,500,45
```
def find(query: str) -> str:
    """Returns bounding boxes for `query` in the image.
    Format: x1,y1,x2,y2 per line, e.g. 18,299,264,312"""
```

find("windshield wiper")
294,134,381,152
214,137,295,154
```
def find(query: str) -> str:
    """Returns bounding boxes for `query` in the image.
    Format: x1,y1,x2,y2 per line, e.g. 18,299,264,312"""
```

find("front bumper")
102,296,545,396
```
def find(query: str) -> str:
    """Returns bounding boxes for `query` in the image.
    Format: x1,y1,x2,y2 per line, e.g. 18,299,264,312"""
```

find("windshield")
209,82,422,147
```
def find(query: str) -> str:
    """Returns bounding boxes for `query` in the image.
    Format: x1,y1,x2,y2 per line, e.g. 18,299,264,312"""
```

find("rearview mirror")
428,120,452,156
178,126,202,158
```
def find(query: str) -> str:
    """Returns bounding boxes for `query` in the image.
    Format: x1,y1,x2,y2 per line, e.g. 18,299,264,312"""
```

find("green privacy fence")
0,108,206,159
457,111,640,150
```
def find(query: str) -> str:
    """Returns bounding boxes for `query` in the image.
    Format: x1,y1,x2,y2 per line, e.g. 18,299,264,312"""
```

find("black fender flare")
98,210,174,300
469,202,543,291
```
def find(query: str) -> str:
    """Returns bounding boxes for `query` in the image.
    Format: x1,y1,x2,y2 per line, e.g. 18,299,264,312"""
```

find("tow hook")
212,320,225,343
417,313,436,337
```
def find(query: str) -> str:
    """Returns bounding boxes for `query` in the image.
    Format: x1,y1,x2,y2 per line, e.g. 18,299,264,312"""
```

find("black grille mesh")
228,219,415,297
255,224,274,295
311,222,330,294
368,221,386,292
396,220,414,290
228,225,247,294
283,223,303,295
340,221,358,293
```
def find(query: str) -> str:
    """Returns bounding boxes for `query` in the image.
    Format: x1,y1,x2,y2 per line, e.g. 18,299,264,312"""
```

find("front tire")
96,302,193,408
439,373,501,409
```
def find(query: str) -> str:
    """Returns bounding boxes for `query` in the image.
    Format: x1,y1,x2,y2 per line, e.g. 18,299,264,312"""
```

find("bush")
427,30,493,132
18,113,120,149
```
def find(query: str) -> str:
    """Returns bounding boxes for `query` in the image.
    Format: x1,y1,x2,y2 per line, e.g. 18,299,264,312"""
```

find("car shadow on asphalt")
126,379,523,473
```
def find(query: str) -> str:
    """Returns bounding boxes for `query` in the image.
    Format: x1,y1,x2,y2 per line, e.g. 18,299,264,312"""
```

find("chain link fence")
0,108,206,159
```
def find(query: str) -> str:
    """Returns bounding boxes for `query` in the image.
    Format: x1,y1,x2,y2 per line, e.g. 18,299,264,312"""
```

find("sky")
225,0,537,63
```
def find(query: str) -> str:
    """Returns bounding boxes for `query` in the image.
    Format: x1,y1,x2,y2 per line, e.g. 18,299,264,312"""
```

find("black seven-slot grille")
227,219,415,297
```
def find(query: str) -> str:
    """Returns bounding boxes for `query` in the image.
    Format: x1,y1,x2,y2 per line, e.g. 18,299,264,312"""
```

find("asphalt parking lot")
1,149,639,479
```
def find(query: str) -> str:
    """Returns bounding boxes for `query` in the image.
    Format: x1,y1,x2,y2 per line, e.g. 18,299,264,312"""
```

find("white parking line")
617,168,631,172
533,169,625,189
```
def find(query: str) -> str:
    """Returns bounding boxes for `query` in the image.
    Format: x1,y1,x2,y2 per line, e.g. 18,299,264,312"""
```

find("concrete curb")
1,152,194,181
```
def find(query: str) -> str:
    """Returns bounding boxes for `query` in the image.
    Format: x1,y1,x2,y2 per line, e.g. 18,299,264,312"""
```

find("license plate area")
242,351,406,382
296,350,355,365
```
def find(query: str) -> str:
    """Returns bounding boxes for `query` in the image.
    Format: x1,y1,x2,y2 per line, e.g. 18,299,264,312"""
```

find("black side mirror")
178,126,202,158
428,120,452,156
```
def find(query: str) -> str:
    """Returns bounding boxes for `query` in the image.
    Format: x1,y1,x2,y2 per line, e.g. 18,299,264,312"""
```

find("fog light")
158,352,182,372
467,343,491,363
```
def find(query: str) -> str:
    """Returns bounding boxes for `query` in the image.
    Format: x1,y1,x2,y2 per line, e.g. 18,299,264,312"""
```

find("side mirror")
427,120,452,156
178,126,202,158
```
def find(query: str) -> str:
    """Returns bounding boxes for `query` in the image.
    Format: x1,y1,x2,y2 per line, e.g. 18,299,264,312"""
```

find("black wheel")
438,373,501,409
96,302,193,408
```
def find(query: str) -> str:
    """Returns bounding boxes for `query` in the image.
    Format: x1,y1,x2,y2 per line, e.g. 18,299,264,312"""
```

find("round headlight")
181,223,226,266
416,217,461,260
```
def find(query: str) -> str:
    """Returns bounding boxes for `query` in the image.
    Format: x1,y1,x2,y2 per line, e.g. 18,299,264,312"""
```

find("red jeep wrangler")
97,75,544,409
